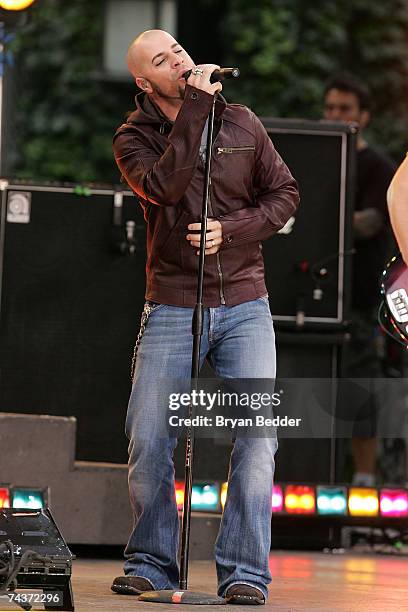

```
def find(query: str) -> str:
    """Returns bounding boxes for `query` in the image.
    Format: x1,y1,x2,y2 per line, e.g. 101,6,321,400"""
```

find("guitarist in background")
323,73,396,486
388,155,408,264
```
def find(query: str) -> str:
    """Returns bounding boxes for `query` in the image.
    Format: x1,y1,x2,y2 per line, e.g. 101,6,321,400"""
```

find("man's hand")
187,64,222,96
186,218,223,255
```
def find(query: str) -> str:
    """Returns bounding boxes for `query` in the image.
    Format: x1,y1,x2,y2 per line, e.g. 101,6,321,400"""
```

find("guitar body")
381,253,408,344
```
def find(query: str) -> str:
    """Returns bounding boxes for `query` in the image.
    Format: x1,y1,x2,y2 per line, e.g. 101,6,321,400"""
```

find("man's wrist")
184,83,215,103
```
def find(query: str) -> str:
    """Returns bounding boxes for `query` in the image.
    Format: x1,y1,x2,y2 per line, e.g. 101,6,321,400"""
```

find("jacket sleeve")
113,86,214,207
218,112,300,249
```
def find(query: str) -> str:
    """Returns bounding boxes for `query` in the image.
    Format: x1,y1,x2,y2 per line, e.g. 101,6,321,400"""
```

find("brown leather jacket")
113,84,299,307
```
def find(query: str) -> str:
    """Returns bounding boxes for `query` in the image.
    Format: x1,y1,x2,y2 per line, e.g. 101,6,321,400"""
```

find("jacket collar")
127,89,227,134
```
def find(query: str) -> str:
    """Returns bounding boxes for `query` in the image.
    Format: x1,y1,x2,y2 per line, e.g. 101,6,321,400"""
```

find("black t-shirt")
352,147,396,310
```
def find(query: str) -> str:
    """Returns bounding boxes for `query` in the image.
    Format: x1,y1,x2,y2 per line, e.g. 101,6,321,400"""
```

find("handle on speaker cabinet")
125,221,136,255
295,261,310,328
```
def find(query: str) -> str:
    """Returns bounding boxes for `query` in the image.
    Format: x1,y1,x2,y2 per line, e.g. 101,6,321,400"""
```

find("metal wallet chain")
130,302,157,382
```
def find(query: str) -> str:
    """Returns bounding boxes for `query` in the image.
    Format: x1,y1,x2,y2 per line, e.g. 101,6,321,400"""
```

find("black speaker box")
0,181,145,463
273,331,346,484
261,119,356,329
174,332,346,484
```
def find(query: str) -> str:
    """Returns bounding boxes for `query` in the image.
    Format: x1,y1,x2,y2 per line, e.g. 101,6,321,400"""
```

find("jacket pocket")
217,146,255,155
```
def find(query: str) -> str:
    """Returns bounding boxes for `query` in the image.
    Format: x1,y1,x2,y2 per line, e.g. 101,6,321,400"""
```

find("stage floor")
1,551,406,611
71,551,406,611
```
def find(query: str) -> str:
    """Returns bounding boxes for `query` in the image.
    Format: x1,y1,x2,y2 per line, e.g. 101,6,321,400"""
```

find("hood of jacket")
123,89,228,134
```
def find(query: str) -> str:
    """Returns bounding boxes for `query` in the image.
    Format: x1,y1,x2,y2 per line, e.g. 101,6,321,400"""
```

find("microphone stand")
139,96,226,605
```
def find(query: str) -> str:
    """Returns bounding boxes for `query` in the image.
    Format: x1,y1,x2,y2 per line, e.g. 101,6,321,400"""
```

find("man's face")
323,88,368,127
136,32,195,100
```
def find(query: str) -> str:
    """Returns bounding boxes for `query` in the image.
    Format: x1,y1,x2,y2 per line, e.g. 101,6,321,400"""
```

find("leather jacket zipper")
217,146,255,154
204,119,226,305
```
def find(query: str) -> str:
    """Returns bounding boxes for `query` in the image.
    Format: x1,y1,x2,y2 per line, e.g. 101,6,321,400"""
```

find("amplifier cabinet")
0,180,145,463
261,119,356,329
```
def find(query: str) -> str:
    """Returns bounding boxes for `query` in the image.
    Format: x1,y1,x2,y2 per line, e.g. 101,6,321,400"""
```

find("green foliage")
224,0,408,160
11,0,123,183
9,0,408,182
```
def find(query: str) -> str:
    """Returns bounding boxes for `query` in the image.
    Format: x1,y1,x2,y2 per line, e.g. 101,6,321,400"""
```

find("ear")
135,77,153,93
360,109,370,128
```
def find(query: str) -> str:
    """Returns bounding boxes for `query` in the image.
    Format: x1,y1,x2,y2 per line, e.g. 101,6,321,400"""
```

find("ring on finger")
193,68,204,76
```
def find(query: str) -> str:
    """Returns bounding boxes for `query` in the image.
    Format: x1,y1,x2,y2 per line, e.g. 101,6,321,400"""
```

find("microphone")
183,67,240,83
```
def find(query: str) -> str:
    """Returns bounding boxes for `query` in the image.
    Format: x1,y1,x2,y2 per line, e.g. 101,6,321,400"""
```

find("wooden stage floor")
1,551,407,611
65,551,408,611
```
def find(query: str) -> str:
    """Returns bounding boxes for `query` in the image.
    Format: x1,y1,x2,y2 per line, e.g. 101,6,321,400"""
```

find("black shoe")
111,576,154,595
225,584,265,605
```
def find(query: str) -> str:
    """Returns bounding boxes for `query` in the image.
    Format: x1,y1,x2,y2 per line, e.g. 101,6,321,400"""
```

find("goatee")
153,84,185,100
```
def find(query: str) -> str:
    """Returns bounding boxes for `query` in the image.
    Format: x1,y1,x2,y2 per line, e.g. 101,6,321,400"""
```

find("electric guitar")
381,253,408,345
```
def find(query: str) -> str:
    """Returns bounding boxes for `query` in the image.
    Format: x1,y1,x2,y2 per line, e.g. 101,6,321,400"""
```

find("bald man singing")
111,30,299,604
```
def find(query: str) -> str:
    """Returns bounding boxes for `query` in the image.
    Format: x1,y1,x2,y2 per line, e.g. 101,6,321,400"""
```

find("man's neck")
150,94,182,122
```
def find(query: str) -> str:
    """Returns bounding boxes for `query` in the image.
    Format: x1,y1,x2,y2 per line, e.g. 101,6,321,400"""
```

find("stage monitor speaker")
0,180,145,464
261,118,356,329
0,508,74,610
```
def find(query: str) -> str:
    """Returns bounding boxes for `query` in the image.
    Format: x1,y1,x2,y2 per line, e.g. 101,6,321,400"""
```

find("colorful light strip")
174,482,219,512
0,487,10,508
317,486,347,515
221,482,228,510
177,481,408,519
191,484,219,511
380,489,408,517
348,488,379,516
11,488,45,510
272,485,284,512
175,481,184,511
285,485,315,514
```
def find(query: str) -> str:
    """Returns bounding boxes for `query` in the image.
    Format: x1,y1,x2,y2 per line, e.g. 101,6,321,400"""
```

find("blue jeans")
124,296,277,599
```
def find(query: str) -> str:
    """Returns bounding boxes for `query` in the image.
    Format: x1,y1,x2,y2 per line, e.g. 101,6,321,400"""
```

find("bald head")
127,30,179,78
125,29,194,115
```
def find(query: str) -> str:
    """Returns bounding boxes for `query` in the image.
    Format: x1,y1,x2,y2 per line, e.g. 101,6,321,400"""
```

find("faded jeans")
124,296,277,599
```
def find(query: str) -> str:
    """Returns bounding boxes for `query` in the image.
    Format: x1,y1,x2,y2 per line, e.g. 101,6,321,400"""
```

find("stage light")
348,488,379,516
285,485,315,514
11,488,45,509
191,483,219,511
0,0,35,10
220,482,228,510
272,485,284,512
380,489,408,517
317,486,347,515
0,487,10,508
175,481,184,511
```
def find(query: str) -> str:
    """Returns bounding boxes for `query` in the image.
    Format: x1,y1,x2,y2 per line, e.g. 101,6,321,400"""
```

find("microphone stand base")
138,589,226,605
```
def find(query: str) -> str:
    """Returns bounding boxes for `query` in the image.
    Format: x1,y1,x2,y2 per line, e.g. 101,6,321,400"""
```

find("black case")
261,118,357,329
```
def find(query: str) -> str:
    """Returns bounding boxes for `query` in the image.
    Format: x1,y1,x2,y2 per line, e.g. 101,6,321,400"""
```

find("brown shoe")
111,576,154,595
225,584,265,605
